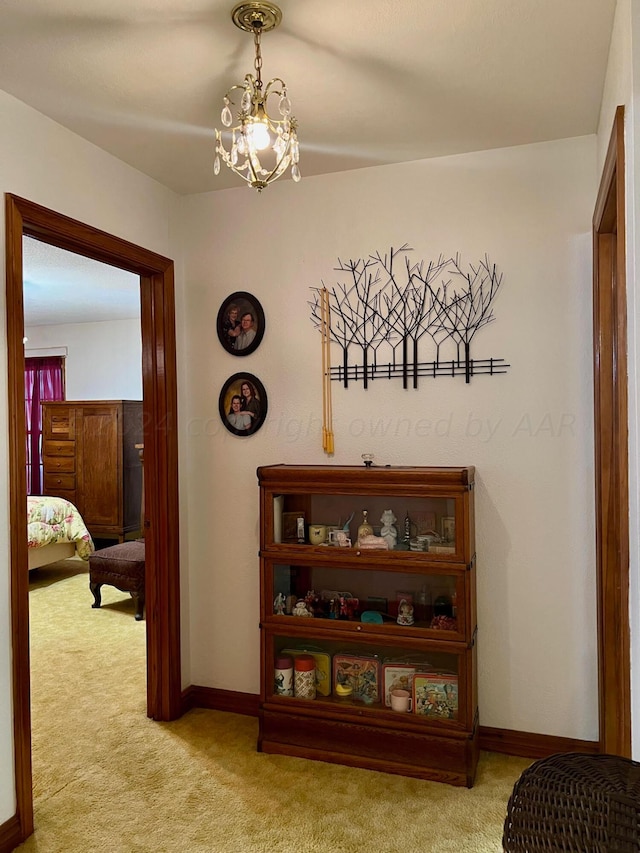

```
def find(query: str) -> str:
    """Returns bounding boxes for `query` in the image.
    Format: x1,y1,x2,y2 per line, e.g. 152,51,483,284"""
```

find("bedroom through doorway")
6,194,181,843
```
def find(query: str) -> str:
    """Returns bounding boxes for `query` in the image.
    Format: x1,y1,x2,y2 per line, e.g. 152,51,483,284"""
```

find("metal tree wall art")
309,244,510,387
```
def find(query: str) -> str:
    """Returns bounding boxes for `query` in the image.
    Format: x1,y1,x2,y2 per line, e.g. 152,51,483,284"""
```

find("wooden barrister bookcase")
257,464,478,786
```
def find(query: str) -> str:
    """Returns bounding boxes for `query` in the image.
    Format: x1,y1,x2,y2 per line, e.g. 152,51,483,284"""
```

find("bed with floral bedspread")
27,495,94,569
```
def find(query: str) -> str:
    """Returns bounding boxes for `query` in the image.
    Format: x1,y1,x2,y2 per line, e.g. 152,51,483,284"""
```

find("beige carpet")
16,560,530,852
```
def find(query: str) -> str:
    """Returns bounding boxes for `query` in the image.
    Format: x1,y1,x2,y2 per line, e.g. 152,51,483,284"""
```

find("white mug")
390,689,412,713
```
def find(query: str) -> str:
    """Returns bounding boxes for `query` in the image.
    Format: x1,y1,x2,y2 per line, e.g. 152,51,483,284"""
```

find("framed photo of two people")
219,372,268,437
216,291,265,356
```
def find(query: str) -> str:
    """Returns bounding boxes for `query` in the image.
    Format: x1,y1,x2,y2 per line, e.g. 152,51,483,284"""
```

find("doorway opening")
6,195,182,842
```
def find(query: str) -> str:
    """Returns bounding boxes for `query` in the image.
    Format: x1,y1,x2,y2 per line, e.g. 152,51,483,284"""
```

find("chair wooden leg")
131,591,144,621
90,581,102,609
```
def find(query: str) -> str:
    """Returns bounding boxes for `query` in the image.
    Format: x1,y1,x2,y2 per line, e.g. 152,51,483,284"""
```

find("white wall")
0,89,180,824
25,318,143,400
0,79,604,830
180,135,598,740
597,0,640,759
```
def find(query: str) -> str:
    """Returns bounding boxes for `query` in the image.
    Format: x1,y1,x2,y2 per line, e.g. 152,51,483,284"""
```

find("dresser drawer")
43,439,75,457
45,407,76,440
44,473,76,492
43,455,75,473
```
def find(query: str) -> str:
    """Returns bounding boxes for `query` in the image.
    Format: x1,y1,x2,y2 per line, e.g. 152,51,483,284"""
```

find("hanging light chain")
253,26,263,89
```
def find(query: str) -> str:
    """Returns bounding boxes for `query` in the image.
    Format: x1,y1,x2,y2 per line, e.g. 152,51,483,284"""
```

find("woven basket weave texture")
502,752,640,852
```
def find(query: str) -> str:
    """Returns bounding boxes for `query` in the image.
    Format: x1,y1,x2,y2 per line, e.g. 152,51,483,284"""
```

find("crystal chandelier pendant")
213,2,301,192
221,99,233,127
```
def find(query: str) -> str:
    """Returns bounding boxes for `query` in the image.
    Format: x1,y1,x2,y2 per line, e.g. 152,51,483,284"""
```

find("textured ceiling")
0,0,617,195
23,237,140,327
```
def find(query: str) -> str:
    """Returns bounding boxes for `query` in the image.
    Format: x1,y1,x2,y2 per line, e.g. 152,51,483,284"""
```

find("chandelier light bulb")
214,2,301,192
247,119,271,151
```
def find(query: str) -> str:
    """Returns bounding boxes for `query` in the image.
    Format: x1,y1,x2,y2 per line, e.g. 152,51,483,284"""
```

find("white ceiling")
12,1,618,325
23,237,140,327
0,0,617,196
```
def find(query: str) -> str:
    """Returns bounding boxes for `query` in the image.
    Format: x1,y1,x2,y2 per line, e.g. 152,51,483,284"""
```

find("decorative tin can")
294,654,316,700
274,655,294,697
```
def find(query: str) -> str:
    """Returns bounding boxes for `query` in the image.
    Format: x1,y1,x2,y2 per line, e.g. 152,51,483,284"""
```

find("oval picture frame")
219,372,268,437
216,291,265,356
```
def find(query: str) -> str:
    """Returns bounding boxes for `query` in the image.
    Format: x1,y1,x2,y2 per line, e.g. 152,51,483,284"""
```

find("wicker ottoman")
89,539,145,621
503,752,640,852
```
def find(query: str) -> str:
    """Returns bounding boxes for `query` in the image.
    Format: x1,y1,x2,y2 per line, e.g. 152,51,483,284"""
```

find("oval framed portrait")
216,291,265,356
219,372,268,437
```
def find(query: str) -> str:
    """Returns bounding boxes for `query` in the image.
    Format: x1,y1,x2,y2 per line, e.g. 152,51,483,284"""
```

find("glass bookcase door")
265,631,468,728
266,560,466,641
269,490,466,560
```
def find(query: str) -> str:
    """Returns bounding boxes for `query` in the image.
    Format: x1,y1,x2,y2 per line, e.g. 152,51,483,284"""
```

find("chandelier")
214,2,300,192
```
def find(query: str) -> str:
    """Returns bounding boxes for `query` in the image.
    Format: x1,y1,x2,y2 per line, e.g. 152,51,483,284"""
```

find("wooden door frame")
592,106,631,755
6,195,182,842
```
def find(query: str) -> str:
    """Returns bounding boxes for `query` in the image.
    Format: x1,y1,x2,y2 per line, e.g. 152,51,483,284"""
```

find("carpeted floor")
16,559,530,852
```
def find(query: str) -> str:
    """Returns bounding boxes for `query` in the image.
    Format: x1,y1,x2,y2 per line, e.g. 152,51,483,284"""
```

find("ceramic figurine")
380,509,398,550
397,598,415,626
292,599,312,617
273,592,286,615
330,530,351,547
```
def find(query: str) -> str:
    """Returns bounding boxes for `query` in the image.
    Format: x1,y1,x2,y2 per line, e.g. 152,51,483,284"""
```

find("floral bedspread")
27,495,94,560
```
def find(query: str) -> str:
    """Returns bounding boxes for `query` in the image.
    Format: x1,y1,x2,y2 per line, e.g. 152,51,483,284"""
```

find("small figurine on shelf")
329,529,352,547
292,599,313,617
403,511,412,543
380,509,398,550
397,598,415,626
273,592,286,615
357,510,374,543
305,590,322,617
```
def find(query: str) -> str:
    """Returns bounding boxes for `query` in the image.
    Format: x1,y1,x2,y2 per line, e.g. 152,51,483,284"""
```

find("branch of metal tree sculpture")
429,254,502,382
377,256,452,387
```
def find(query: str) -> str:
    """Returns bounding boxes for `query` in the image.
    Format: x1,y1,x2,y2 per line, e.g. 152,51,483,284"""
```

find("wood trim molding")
6,194,35,838
183,687,597,760
6,194,182,845
478,726,598,760
592,106,631,756
182,686,260,718
0,815,22,853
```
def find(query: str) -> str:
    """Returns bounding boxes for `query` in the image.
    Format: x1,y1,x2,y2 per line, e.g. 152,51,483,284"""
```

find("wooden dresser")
41,400,143,541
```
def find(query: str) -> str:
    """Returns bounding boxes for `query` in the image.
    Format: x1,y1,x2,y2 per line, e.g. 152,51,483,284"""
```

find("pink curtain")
25,356,64,495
